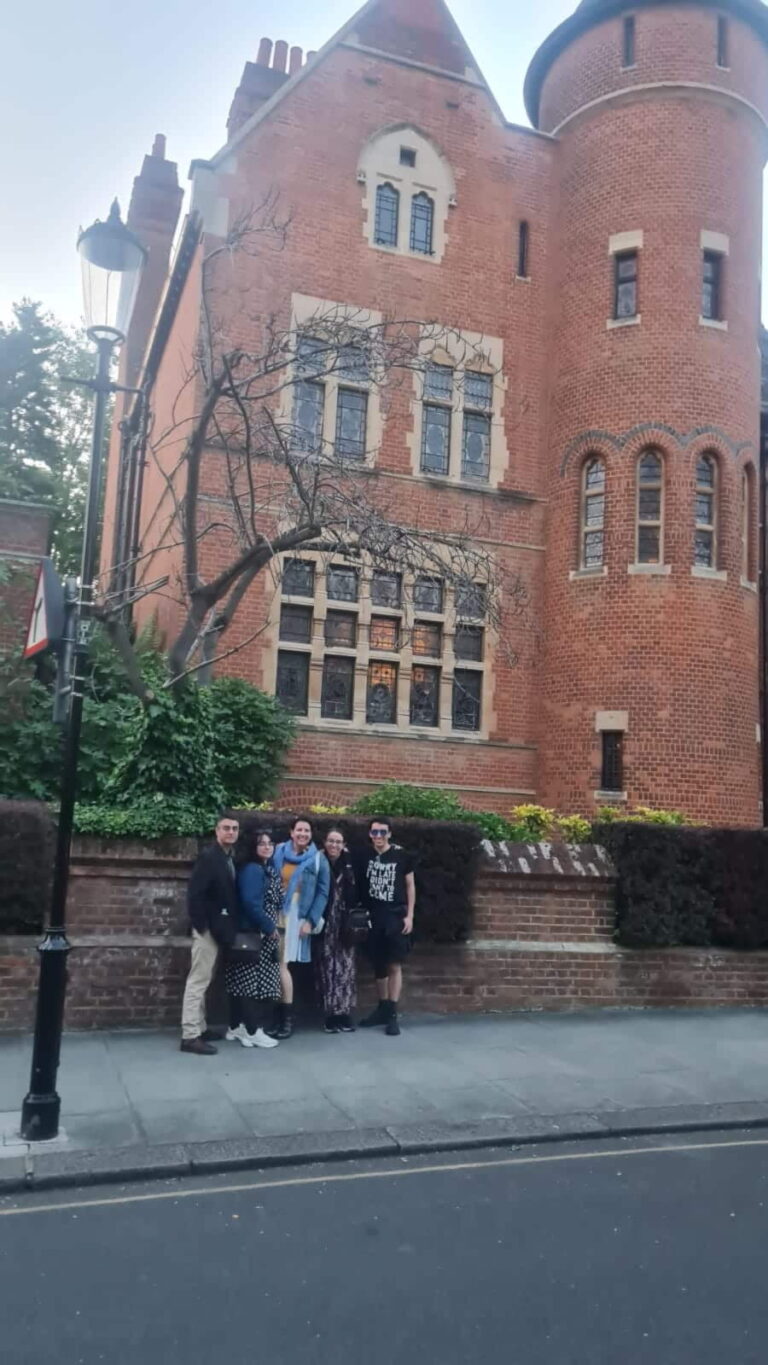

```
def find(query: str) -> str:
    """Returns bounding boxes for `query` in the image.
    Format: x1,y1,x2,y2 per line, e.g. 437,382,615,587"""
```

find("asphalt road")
2,1132,768,1364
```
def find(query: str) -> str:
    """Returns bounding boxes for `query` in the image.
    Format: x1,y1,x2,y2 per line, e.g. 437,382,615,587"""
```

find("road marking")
2,1133,767,1219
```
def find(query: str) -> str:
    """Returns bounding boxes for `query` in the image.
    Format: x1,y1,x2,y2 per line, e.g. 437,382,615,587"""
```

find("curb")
4,1101,768,1196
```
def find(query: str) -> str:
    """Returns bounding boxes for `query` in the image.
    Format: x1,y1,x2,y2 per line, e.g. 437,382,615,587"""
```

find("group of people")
180,813,416,1054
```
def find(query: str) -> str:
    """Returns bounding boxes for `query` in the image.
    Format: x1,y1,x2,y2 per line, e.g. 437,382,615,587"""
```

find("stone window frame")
700,230,729,329
607,230,643,330
271,552,492,741
408,328,509,490
359,126,456,266
284,294,384,469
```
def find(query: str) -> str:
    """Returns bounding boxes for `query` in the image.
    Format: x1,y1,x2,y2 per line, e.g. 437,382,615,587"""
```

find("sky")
1,0,765,326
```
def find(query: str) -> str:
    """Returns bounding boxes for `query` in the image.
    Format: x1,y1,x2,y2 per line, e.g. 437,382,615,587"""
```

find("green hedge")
0,800,54,933
595,822,768,949
234,812,481,945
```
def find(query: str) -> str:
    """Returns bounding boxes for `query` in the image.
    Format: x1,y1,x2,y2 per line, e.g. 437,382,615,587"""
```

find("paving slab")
29,1142,191,1191
133,1097,251,1145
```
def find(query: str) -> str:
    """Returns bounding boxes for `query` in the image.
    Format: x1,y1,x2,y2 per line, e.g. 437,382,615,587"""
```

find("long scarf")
272,840,319,905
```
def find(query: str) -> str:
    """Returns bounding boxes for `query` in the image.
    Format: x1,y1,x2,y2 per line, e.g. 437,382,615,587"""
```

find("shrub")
0,800,54,933
595,822,724,947
595,804,686,827
351,783,466,821
554,814,593,843
206,677,295,805
74,796,217,840
235,812,480,944
510,804,556,839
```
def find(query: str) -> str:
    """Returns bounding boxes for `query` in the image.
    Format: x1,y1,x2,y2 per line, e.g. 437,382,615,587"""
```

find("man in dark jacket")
180,813,240,1055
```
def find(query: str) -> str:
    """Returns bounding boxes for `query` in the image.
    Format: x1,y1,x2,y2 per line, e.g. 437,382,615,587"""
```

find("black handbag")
227,930,262,964
342,906,371,948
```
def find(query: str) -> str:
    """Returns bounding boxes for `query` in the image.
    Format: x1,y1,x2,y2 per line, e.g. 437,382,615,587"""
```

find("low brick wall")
2,837,767,1032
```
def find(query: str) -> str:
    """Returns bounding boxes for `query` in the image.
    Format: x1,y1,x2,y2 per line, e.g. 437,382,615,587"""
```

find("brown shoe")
180,1037,217,1055
200,1029,224,1043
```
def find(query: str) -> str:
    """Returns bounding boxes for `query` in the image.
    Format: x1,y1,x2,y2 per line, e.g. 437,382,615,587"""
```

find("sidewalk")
3,1009,768,1193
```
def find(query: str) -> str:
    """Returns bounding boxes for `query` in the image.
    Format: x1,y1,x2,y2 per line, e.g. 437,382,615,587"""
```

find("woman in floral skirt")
315,827,360,1034
225,830,282,1049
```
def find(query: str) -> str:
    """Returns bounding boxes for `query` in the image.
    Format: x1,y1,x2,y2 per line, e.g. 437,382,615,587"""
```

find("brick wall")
0,501,51,654
2,837,768,1032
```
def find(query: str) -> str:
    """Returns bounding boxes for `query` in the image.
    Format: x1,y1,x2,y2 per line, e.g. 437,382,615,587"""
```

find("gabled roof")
207,0,501,170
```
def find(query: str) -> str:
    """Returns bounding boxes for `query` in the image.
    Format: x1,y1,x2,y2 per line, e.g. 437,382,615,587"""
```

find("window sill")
699,316,728,331
594,790,628,803
515,274,531,283
627,563,671,576
570,566,608,581
606,315,640,330
691,566,727,582
741,576,758,593
620,63,638,71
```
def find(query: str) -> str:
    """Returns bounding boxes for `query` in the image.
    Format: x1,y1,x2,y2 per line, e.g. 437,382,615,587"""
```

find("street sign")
22,557,65,660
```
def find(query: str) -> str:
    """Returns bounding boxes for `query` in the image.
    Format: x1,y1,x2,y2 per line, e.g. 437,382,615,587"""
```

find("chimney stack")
121,135,183,391
226,37,307,141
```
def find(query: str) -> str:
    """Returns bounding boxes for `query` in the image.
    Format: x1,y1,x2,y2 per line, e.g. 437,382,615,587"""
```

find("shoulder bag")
228,930,263,964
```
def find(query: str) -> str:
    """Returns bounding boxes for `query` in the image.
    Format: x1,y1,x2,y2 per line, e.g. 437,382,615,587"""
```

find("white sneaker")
237,1031,255,1048
251,1028,279,1050
226,1026,246,1042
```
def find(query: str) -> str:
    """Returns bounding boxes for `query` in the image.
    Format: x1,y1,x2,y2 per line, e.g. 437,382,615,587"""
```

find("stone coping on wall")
481,840,614,879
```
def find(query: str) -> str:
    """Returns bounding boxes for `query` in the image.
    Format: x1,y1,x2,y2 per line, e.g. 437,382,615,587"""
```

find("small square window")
454,624,484,662
452,669,482,731
276,651,309,715
367,661,398,723
370,615,400,652
412,621,442,657
321,655,355,720
324,610,357,648
327,565,359,602
413,576,444,614
371,570,402,607
399,146,417,167
410,665,440,727
282,559,315,598
279,604,313,644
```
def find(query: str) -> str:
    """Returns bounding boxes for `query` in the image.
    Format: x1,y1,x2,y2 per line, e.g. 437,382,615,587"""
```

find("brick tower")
526,0,768,823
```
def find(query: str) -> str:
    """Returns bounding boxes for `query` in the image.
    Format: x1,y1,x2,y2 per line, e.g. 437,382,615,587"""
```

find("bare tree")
99,202,532,702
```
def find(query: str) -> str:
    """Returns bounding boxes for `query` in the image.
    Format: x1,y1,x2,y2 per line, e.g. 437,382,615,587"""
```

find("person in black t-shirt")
358,817,415,1037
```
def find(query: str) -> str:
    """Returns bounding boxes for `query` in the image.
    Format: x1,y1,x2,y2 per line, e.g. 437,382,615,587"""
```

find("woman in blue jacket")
269,817,330,1039
225,830,282,1049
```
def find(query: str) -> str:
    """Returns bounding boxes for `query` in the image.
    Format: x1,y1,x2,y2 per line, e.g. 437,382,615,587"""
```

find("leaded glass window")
371,570,401,607
324,611,357,648
294,380,324,452
335,387,368,459
454,624,484,662
413,576,443,613
276,651,309,715
580,457,606,569
375,182,399,247
424,364,453,402
321,655,355,720
455,582,487,619
337,342,370,383
636,450,663,564
702,251,723,321
410,665,440,727
412,621,442,657
601,731,624,792
694,455,717,567
366,662,398,723
327,565,359,602
614,251,638,319
422,404,451,475
410,192,434,255
370,616,400,652
452,669,482,731
464,371,493,410
461,411,491,481
282,559,315,598
279,604,312,644
297,334,326,376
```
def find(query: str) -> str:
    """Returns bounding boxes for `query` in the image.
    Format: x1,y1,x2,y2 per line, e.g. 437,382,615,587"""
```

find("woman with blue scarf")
269,817,330,1039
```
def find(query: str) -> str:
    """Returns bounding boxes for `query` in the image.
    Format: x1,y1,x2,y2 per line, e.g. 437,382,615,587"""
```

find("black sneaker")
338,1014,356,1033
359,1002,388,1028
324,1016,341,1034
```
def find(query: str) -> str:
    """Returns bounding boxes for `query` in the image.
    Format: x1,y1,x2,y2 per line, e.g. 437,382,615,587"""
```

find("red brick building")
0,501,51,655
105,0,768,824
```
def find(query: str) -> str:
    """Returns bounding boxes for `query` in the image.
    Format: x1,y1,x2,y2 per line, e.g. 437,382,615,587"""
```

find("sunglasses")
370,828,389,836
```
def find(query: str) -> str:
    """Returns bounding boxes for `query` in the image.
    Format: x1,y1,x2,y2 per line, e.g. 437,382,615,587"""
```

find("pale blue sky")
1,0,765,324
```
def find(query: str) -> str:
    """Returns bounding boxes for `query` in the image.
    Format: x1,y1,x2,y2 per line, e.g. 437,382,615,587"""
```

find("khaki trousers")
181,930,219,1040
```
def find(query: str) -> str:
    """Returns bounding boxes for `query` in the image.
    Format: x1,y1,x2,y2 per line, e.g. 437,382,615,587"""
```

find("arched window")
410,192,434,255
636,449,663,563
695,454,718,568
742,465,756,582
580,457,606,569
374,182,399,248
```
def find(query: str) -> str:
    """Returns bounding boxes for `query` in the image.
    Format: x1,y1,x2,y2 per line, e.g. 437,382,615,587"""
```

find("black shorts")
365,907,412,978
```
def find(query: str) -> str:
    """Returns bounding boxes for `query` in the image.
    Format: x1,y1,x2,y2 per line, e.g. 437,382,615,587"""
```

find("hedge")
234,812,481,945
0,800,54,934
595,822,768,949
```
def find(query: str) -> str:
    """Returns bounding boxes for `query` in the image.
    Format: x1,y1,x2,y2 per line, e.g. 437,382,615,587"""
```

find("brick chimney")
226,38,308,141
120,135,184,390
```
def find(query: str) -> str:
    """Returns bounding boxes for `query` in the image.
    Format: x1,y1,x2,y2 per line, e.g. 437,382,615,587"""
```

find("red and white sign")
23,558,65,660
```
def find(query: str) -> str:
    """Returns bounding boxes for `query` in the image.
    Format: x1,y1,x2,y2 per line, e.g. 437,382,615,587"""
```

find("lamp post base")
20,930,70,1142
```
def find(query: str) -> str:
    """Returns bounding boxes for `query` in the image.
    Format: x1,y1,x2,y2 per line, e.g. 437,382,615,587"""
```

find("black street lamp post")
20,203,146,1142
